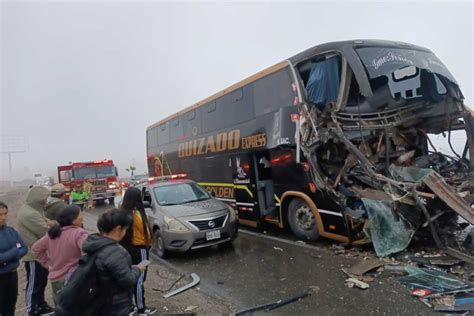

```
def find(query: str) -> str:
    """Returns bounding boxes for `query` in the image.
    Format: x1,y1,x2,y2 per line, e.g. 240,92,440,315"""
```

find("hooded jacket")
82,234,141,308
44,197,66,220
17,186,50,261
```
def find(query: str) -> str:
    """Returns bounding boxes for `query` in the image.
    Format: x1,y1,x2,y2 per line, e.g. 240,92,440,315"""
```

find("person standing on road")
17,186,55,316
79,209,143,316
70,184,87,211
120,187,156,316
0,201,28,316
83,179,94,211
45,183,68,220
32,205,88,306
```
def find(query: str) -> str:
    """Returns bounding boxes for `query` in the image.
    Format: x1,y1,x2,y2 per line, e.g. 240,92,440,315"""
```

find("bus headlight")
164,216,189,232
227,205,237,222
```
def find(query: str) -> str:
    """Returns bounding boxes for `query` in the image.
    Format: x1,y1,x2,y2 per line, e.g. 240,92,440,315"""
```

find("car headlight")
227,205,237,222
164,215,189,232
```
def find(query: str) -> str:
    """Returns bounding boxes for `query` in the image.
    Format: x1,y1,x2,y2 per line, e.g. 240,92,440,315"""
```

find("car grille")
188,214,227,231
92,179,106,187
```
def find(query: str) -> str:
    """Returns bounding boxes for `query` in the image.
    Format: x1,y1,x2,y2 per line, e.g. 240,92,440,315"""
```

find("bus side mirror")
115,167,118,177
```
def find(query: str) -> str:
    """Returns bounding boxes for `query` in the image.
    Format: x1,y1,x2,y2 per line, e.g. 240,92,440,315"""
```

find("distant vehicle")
34,174,53,187
57,159,119,204
136,174,238,258
118,179,130,190
129,174,148,185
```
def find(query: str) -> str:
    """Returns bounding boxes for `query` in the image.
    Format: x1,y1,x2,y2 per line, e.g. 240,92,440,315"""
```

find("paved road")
85,204,434,315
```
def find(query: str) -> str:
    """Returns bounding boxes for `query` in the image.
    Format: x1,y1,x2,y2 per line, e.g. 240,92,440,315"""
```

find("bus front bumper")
92,189,118,200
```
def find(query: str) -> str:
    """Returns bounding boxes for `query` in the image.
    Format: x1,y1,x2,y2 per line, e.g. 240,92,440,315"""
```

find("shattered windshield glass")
356,47,457,84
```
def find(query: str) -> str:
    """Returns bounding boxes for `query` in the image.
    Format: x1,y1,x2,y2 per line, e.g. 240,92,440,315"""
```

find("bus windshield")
153,183,210,206
74,166,116,179
356,47,457,84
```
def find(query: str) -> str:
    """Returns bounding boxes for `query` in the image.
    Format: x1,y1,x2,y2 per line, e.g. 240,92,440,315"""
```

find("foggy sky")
1,1,473,181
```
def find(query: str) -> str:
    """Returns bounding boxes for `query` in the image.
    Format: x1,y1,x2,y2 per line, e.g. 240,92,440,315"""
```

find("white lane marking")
238,229,325,252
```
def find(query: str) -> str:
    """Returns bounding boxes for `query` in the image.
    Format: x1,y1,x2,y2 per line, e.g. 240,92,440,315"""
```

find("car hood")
161,199,228,218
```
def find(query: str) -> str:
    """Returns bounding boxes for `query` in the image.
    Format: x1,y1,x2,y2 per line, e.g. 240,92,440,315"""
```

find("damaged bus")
146,40,474,259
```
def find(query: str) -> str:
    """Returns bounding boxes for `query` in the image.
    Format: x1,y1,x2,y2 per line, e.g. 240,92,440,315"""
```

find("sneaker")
39,305,55,315
138,307,157,315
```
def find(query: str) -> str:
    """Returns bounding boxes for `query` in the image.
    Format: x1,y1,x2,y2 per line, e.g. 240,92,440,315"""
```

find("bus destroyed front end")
298,44,474,261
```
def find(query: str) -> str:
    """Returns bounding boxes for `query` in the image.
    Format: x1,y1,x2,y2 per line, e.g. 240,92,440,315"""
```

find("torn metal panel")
390,166,474,224
424,173,474,224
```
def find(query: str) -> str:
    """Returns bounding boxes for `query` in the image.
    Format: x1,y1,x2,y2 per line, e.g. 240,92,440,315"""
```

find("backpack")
56,251,111,316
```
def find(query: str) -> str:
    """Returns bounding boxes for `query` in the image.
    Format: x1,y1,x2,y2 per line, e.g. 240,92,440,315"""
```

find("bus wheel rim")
295,204,314,231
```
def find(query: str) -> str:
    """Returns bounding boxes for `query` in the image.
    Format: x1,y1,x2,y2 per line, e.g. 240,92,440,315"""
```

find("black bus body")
147,40,474,250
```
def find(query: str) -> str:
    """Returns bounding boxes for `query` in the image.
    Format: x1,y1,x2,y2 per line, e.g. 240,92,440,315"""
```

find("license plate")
206,230,221,241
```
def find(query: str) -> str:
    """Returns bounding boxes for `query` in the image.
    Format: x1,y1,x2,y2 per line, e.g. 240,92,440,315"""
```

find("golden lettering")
178,143,185,158
206,136,216,153
197,138,205,155
215,133,227,152
228,130,240,150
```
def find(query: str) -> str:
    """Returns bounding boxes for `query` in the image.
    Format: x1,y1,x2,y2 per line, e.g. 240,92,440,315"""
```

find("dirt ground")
0,187,233,315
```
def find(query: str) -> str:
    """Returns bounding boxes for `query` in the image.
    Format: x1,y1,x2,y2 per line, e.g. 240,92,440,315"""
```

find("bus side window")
305,55,341,110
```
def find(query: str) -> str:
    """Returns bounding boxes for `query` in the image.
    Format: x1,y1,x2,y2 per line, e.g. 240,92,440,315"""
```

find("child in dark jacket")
0,201,28,316
74,208,143,316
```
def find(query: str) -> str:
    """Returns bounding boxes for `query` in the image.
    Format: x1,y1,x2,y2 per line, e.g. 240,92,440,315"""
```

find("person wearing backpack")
32,205,88,305
120,187,156,316
0,201,28,316
57,208,143,316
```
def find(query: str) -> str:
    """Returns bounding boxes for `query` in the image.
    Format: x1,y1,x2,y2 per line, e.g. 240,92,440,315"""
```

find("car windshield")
74,166,116,179
153,182,211,206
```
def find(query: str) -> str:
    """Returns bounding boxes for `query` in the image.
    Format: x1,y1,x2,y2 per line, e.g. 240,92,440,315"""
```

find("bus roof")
147,39,432,130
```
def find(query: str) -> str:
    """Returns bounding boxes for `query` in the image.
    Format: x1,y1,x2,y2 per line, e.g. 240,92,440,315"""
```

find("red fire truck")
57,159,119,205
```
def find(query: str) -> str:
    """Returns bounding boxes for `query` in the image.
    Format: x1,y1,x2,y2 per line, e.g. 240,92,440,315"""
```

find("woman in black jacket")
120,187,156,315
82,209,144,316
0,201,28,316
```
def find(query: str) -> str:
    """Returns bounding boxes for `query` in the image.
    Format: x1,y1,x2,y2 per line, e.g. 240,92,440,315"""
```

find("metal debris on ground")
234,289,311,315
347,258,384,276
184,306,198,312
398,264,474,312
163,273,200,299
273,246,284,251
345,278,370,289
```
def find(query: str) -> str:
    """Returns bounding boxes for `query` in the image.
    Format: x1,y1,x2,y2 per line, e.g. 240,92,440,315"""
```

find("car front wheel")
153,230,167,258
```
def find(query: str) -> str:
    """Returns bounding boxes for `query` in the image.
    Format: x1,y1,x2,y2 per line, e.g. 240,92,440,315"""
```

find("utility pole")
1,135,27,187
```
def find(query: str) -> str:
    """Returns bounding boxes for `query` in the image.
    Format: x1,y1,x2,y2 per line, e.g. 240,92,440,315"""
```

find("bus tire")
153,230,167,258
287,198,319,241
